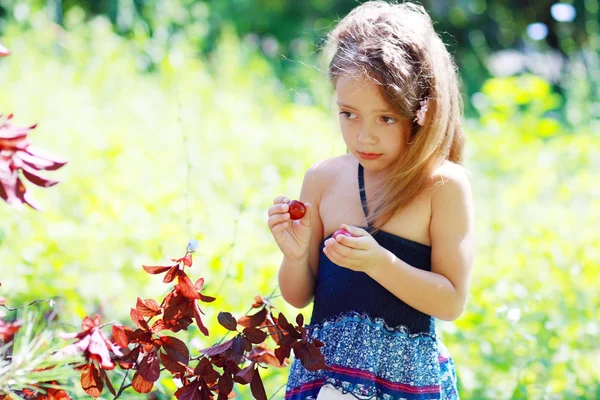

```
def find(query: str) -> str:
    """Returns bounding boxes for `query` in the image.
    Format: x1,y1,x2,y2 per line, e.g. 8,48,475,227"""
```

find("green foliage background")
1,2,599,399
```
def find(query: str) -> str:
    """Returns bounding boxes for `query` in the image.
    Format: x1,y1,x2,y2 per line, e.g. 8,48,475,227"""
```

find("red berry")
288,200,306,220
332,229,352,239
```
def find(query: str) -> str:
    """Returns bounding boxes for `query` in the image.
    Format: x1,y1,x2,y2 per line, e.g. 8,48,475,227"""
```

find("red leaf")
116,346,140,370
164,265,181,283
21,164,59,187
296,314,304,328
193,301,210,336
183,253,193,267
243,327,267,344
99,367,116,396
237,308,267,329
200,338,234,356
176,273,201,299
235,363,255,384
82,315,100,331
151,319,166,333
136,298,162,317
277,334,296,347
175,380,202,400
138,353,161,382
111,325,130,349
132,371,154,394
230,336,252,365
142,265,172,274
194,358,219,385
248,345,286,368
250,370,267,400
218,372,233,396
24,146,68,170
277,312,291,328
217,392,229,400
251,295,265,308
265,313,284,345
161,336,190,366
293,342,328,371
194,278,205,290
80,363,103,398
130,308,150,331
274,346,291,367
218,312,238,331
199,293,216,303
0,319,22,342
160,350,186,374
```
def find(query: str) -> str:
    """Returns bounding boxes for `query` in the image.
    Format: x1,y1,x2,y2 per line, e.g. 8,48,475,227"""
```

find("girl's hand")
268,196,313,262
323,224,394,274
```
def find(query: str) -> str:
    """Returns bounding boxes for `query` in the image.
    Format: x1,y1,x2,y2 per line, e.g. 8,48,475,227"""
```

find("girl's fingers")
272,220,289,233
268,202,289,217
272,196,290,205
323,245,343,265
335,233,367,250
326,238,353,257
268,213,290,229
340,224,369,237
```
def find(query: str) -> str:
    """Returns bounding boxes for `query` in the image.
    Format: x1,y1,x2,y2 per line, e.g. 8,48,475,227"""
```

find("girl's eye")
381,116,396,124
340,111,357,120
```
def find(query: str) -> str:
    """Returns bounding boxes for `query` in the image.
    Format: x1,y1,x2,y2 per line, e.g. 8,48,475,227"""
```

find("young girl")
268,2,474,399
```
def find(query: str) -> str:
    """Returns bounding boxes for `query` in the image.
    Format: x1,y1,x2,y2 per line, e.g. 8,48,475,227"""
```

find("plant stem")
113,370,129,400
268,383,287,400
1,299,54,312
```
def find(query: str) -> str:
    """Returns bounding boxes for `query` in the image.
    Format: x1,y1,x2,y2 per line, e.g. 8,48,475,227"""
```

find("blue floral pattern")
285,311,459,400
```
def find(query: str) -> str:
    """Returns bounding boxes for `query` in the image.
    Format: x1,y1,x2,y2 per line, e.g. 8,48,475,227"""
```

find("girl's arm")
278,163,325,309
368,166,475,320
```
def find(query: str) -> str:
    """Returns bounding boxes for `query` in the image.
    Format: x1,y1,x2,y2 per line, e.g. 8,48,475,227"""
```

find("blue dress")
285,163,459,399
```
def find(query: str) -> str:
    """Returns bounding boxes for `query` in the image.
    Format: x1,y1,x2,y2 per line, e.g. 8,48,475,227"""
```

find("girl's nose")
357,127,378,144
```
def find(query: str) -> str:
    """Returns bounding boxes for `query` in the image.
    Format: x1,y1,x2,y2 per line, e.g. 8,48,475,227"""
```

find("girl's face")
335,74,412,176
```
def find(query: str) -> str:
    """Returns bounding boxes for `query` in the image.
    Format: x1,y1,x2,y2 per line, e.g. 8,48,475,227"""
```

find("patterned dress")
285,163,459,400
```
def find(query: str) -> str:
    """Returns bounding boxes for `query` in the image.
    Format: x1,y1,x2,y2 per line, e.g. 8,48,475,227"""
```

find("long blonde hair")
326,1,464,230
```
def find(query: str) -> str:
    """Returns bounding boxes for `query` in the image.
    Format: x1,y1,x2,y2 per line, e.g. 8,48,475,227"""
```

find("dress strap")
358,163,370,226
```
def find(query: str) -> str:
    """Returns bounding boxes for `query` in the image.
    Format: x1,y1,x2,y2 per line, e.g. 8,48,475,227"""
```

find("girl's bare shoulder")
307,153,354,186
429,161,473,206
430,160,470,182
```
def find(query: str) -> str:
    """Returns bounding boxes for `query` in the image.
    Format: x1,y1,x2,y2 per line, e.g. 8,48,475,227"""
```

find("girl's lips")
357,151,382,160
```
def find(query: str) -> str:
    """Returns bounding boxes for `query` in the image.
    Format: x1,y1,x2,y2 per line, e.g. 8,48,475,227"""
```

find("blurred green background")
1,0,599,399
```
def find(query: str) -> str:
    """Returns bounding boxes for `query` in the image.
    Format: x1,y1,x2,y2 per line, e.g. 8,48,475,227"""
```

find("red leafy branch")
0,113,68,210
59,241,328,399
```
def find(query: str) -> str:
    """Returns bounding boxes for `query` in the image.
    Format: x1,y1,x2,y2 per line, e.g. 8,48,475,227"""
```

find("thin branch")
1,299,54,312
268,382,287,400
113,370,129,400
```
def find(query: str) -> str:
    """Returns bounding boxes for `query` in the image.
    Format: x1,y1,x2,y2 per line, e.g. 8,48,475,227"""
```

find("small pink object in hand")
332,229,352,240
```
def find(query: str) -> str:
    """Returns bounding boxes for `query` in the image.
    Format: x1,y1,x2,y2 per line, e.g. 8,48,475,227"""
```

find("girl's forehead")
335,75,389,109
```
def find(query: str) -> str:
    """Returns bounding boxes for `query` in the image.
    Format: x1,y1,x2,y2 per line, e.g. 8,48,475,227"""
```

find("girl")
268,1,474,399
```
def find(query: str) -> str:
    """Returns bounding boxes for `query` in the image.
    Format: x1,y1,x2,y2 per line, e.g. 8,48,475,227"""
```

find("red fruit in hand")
288,200,306,220
332,229,352,239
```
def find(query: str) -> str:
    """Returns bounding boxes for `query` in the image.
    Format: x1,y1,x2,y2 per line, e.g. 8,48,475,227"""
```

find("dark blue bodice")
309,163,435,335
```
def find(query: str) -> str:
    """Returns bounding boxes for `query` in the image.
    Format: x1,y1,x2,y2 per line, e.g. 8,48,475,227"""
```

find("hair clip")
414,98,430,126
